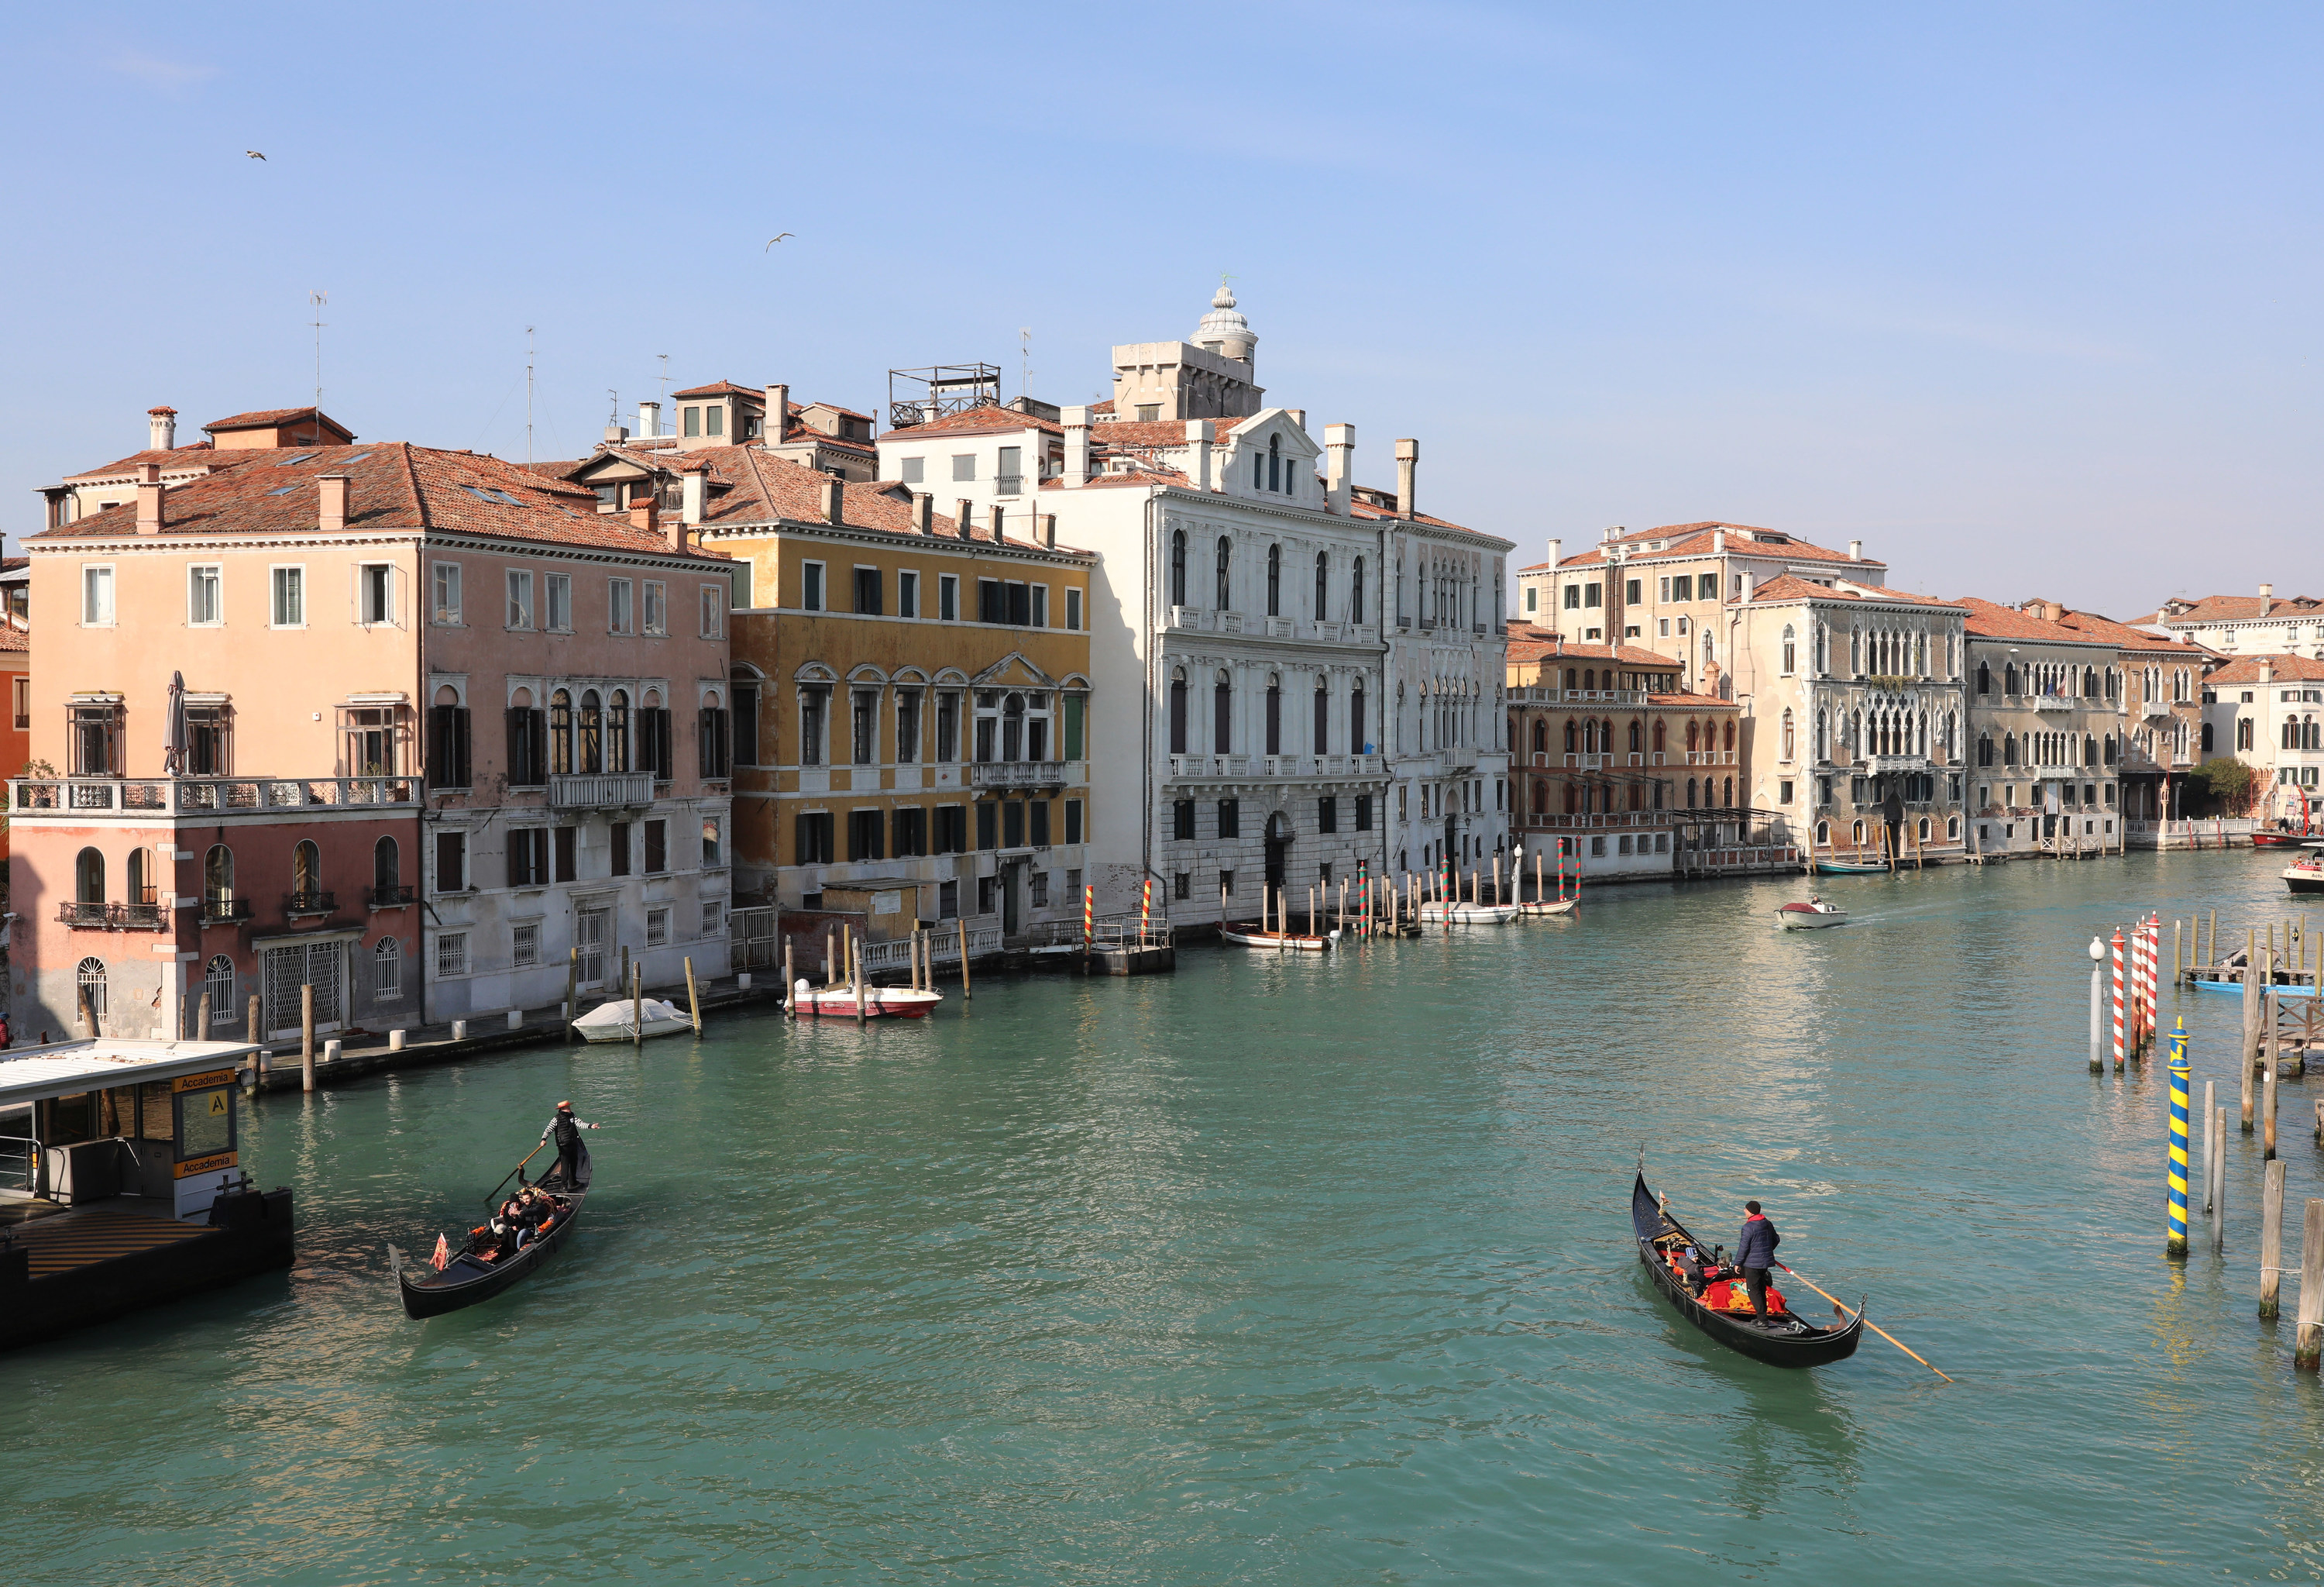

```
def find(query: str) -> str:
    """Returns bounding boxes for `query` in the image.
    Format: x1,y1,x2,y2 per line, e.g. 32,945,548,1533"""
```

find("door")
1000,863,1022,937
264,942,345,1038
578,910,609,987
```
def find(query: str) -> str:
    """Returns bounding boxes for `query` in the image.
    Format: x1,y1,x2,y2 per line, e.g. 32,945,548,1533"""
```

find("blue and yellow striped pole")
2167,1017,2191,1260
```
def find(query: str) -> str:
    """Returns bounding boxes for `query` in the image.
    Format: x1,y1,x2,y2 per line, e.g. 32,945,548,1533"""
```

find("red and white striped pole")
1140,876,1152,940
2112,926,2127,1071
2140,914,2159,1048
1082,884,1093,948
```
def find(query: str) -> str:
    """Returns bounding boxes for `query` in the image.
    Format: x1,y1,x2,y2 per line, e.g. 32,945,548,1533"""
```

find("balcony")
56,901,167,930
366,884,416,908
1167,753,1384,781
548,772,655,809
201,896,254,925
11,776,419,819
1509,687,1650,705
284,890,337,918
971,760,1067,790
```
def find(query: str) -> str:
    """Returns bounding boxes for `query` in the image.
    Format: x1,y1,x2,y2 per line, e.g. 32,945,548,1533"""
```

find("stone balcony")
12,776,419,821
548,772,656,810
969,760,1067,790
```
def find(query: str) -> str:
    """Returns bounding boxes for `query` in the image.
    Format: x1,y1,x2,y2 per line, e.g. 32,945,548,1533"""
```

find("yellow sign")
174,1150,238,1179
174,1069,237,1093
207,1091,230,1117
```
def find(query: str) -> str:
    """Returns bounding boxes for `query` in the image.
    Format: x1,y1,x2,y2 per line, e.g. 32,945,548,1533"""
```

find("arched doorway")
1265,811,1292,898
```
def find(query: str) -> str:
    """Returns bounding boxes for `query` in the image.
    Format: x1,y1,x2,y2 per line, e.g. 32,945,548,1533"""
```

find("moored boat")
1811,858,1891,876
1418,902,1519,925
572,997,693,1042
1221,925,1339,952
1518,897,1578,917
1631,1171,1864,1368
396,1143,590,1320
2253,829,2306,849
1776,897,1847,930
791,983,944,1017
2286,851,2324,896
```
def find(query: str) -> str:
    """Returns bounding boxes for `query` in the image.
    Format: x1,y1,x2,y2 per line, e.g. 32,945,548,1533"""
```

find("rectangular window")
853,567,881,615
1003,800,1025,849
1625,578,1642,605
700,583,724,637
978,876,997,915
1065,798,1083,845
506,570,535,629
1697,573,1718,600
511,921,540,969
703,815,722,866
893,806,928,856
1007,583,1031,626
69,701,121,776
12,676,27,732
554,825,576,883
1066,588,1082,631
646,907,671,947
702,900,724,938
734,683,761,766
610,821,631,877
1658,577,1672,601
1562,584,1580,611
433,563,463,624
934,804,967,853
437,932,468,976
643,581,666,635
1030,800,1051,847
435,830,467,892
977,800,998,849
794,811,835,864
939,574,958,621
899,570,920,618
645,818,669,873
1318,796,1338,834
545,573,572,632
270,566,304,627
1584,582,1601,608
978,578,1003,623
82,564,115,625
1174,798,1195,840
1030,870,1049,907
895,690,919,763
187,564,222,626
428,703,471,788
1526,587,1538,612
360,563,394,624
1355,794,1372,831
1218,798,1240,839
608,577,634,633
939,879,959,919
683,406,700,437
936,691,959,762
996,445,1023,495
1032,585,1048,628
801,563,824,612
900,456,925,484
951,454,976,482
1063,696,1085,760
706,404,724,437
507,828,548,888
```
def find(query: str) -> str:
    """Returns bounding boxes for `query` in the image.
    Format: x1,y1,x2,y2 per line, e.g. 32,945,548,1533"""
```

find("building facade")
2140,585,2324,662
2202,656,2324,823
1957,597,2127,855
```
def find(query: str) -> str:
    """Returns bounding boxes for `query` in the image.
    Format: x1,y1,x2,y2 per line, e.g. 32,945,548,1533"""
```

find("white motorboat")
573,996,694,1042
1220,926,1340,952
1418,902,1520,925
1776,897,1848,931
791,982,945,1017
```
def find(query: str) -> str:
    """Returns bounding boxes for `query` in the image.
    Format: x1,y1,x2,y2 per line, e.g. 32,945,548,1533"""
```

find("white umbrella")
163,671,186,774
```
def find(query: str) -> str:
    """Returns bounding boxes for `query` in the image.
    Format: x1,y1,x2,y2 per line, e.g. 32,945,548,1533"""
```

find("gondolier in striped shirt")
541,1101,598,1188
1736,1200,1781,1327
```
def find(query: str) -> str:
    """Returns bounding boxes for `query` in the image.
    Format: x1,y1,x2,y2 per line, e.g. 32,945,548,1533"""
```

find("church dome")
1197,282,1257,366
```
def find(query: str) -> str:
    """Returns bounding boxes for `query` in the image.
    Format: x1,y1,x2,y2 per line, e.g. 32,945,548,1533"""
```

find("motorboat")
572,997,693,1042
1220,926,1340,952
791,981,944,1017
1776,897,1848,930
1418,902,1520,925
2287,849,2324,897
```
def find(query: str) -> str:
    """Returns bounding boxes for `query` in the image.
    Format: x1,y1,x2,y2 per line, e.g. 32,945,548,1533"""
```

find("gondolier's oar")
1776,1261,1953,1382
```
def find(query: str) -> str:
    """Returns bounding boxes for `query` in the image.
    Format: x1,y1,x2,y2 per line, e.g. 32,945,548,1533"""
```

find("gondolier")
1737,1200,1781,1327
541,1101,598,1186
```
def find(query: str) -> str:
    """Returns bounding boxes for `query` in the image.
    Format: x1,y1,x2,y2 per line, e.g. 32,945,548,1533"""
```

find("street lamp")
2087,935,2106,1072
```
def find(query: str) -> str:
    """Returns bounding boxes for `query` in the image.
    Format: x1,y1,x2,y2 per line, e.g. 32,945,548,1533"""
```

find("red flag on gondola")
429,1234,450,1271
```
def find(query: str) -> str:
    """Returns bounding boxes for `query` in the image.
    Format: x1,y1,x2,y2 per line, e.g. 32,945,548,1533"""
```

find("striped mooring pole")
2112,928,2127,1071
1140,876,1151,938
2167,1017,2192,1260
1082,884,1094,948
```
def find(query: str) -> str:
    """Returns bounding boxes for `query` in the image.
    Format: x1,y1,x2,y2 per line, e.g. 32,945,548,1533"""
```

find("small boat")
1221,926,1339,952
1631,1171,1864,1368
1419,902,1519,925
1518,897,1579,917
1811,858,1891,876
572,997,693,1042
396,1143,590,1320
1776,897,1847,930
790,982,944,1017
2253,828,2309,849
2287,854,2324,896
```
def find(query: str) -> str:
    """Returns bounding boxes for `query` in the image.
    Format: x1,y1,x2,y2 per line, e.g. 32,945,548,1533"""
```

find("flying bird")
246,150,266,160
765,232,793,250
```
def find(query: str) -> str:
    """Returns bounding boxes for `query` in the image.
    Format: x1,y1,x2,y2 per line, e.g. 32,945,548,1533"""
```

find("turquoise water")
7,852,2324,1583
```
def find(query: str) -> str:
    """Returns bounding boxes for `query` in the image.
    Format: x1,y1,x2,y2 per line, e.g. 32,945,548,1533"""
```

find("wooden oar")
1776,1260,1953,1382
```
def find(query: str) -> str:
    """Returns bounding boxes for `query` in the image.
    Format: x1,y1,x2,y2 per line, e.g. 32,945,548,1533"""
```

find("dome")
1196,281,1257,365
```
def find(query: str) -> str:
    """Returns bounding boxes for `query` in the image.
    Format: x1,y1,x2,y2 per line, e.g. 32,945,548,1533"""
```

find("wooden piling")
2208,909,2217,974
247,994,261,1051
957,917,971,998
854,940,866,1026
300,983,315,1093
2265,986,2281,1159
633,962,644,1051
826,930,837,986
621,944,631,1003
2174,918,2183,984
684,955,701,1034
197,990,211,1041
2213,1106,2229,1255
566,948,580,1042
2202,1078,2217,1213
2243,950,2260,1131
2262,1160,2287,1318
783,939,796,1018
2299,1200,2324,1369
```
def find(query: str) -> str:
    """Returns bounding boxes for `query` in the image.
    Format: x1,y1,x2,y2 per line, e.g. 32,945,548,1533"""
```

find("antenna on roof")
308,291,328,409
525,326,536,466
657,354,672,401
607,389,620,426
1019,328,1032,404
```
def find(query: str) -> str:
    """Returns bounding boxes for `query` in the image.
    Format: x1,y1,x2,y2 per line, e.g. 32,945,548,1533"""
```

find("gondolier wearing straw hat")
541,1101,598,1187
1737,1200,1781,1327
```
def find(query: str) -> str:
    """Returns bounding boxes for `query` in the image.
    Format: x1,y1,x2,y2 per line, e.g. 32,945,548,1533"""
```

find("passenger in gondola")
541,1100,599,1187
1737,1200,1782,1327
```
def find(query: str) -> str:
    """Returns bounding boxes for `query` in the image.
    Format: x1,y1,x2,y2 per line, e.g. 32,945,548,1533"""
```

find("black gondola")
395,1142,592,1320
1631,1170,1864,1368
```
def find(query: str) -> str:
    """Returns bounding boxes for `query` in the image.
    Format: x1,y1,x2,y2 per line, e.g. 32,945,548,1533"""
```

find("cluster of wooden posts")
1222,848,1583,942
2185,1052,2324,1371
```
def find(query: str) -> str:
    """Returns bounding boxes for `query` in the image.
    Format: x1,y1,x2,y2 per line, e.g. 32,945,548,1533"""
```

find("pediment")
971,652,1057,689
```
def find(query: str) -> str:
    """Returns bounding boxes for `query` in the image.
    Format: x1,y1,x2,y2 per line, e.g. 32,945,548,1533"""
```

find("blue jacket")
1735,1213,1780,1271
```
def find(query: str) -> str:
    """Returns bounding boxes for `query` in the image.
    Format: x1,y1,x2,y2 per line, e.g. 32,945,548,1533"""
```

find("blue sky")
3,4,2315,614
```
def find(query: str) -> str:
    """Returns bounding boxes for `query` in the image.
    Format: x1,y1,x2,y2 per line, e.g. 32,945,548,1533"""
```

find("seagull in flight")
765,232,793,250
246,150,266,160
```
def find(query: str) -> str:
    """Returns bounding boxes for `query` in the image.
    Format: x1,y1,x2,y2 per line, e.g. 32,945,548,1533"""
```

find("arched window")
1686,777,1698,808
1266,544,1282,616
1002,693,1026,762
373,936,403,1000
2004,663,2019,696
1171,529,1188,607
1628,720,1643,753
76,958,107,1019
1686,721,1699,753
74,846,105,904
1652,720,1666,752
1583,718,1598,754
1169,669,1189,755
1213,669,1232,754
1948,814,1961,840
550,688,573,775
1267,432,1282,493
1532,780,1547,814
1723,776,1734,807
1564,720,1578,754
1918,817,1932,842
1978,733,1992,767
126,846,153,907
205,844,234,908
1781,708,1795,762
1629,783,1645,811
1351,558,1365,624
1313,677,1330,752
1350,683,1365,754
293,839,321,906
1532,720,1546,754
1263,674,1282,755
1583,669,1596,691
1722,721,1735,752
608,689,631,773
1563,668,1577,691
1563,782,1579,813
374,836,400,894
2003,732,2019,766
1215,536,1232,609
205,955,236,1024
578,688,603,774
1781,624,1796,675
1849,627,1862,674
1315,552,1329,621
1814,710,1828,763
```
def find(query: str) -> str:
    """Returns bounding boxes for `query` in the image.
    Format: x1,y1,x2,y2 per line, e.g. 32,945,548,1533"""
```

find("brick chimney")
629,499,660,535
147,405,177,450
955,497,975,539
1325,424,1353,515
988,505,1006,542
318,474,349,533
821,476,844,526
913,492,935,535
136,463,164,535
1063,405,1091,487
1394,439,1418,520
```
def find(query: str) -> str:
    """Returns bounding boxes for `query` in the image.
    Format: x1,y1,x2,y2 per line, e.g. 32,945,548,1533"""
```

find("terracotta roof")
22,442,725,559
1517,522,1877,573
686,448,1089,556
0,625,29,653
1645,691,1734,707
2148,594,2324,625
203,406,352,436
520,459,590,480
2046,607,2216,656
1741,573,1958,608
1505,625,1674,667
2203,655,2324,686
669,381,761,400
803,401,873,423
1093,420,1200,447
1955,597,2108,643
881,403,1061,439
62,445,234,484
1088,399,1116,416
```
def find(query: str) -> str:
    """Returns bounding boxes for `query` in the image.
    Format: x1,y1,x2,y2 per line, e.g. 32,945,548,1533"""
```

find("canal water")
7,852,2324,1584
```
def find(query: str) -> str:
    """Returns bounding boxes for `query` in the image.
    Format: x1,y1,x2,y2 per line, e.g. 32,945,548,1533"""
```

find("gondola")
395,1141,592,1319
1630,1170,1864,1368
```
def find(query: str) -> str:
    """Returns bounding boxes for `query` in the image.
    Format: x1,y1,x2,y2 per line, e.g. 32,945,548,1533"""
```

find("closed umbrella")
163,671,186,775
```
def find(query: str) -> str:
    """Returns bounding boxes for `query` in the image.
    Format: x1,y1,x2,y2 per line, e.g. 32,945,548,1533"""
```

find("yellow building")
675,450,1093,938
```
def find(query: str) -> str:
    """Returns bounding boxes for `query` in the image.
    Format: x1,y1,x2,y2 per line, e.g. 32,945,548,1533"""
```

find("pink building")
12,415,736,1042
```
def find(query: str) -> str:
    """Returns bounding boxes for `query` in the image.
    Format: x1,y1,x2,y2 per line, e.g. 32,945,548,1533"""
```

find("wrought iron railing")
284,890,336,915
202,896,255,924
366,884,416,907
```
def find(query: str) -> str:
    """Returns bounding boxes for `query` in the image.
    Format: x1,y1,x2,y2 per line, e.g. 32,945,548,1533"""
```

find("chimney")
147,405,177,451
2260,657,2275,684
603,423,631,444
1287,408,1306,431
1711,528,1725,554
628,500,659,535
1188,418,1215,491
1325,423,1354,515
821,476,844,526
1394,439,1418,520
988,504,1006,542
765,384,789,442
2260,581,2274,617
1063,404,1092,487
680,463,707,526
913,492,935,535
136,463,165,535
1739,572,1756,604
1848,539,1863,562
638,401,661,440
318,474,350,532
1547,536,1562,570
955,497,975,539
1041,513,1057,549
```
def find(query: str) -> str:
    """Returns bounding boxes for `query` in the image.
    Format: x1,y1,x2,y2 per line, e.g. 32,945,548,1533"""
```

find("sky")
2,3,2316,616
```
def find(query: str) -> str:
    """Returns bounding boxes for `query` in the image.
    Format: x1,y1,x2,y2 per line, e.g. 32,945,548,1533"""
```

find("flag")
429,1234,450,1271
